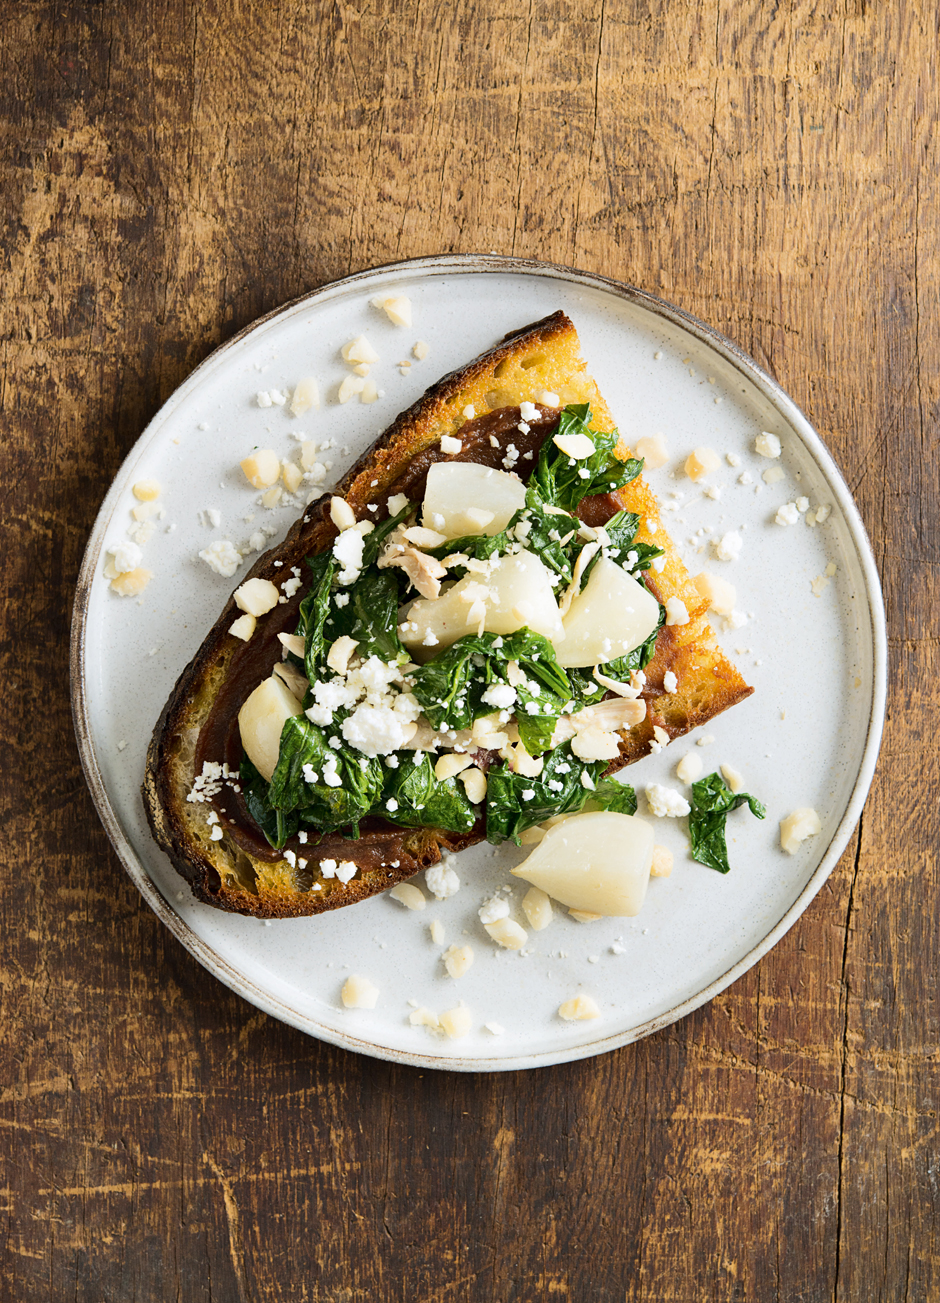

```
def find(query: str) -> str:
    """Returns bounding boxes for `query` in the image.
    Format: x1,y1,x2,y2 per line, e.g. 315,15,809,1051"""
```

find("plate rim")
70,253,888,1072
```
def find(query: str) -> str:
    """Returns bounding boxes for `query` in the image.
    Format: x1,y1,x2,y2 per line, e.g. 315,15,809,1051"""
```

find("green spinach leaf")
689,771,766,874
381,753,477,834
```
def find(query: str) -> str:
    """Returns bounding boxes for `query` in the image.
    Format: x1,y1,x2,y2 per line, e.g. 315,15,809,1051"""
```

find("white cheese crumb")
775,502,800,526
105,540,143,575
713,531,743,561
484,1021,505,1035
199,540,241,578
478,896,510,925
538,390,560,406
762,466,785,485
413,340,429,360
426,861,460,900
462,404,475,419
664,597,690,626
726,452,741,467
440,435,463,454
645,783,692,818
754,431,782,458
387,492,409,516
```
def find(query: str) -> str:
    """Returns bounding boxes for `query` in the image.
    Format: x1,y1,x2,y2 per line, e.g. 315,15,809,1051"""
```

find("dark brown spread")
195,404,624,867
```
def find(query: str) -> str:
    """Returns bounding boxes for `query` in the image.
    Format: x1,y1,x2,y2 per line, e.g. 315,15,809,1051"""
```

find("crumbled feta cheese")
713,531,743,561
478,896,510,925
387,492,410,516
754,432,782,458
726,452,741,467
538,390,560,406
481,682,517,710
105,540,143,575
335,860,358,885
199,507,222,528
332,528,366,584
426,860,460,900
664,597,690,626
762,466,785,485
663,670,678,693
519,400,539,422
199,540,242,578
440,435,462,454
341,703,416,757
645,783,691,818
775,502,800,527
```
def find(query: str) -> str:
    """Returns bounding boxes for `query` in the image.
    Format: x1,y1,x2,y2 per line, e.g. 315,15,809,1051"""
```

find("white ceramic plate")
71,256,886,1071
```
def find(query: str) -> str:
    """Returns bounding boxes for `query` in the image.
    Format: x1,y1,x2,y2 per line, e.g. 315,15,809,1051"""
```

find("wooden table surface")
2,2,936,1299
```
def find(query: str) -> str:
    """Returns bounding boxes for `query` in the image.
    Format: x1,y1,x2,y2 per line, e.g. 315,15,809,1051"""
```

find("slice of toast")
143,311,752,917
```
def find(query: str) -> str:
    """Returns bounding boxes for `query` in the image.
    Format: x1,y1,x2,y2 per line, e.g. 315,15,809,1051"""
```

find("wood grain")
1,0,936,1298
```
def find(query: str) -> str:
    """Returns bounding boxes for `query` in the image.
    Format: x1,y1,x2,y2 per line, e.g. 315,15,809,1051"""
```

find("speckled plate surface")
71,255,887,1071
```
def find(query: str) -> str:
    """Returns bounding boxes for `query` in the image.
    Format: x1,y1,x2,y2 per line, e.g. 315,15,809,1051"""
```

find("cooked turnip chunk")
400,550,564,657
511,811,654,916
556,557,660,668
237,676,304,782
421,463,527,539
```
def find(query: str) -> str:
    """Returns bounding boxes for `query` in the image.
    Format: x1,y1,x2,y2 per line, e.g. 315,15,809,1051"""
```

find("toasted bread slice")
143,312,752,917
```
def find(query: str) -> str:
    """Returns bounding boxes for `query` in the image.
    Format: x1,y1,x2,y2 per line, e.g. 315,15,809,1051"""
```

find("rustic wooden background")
2,1,936,1298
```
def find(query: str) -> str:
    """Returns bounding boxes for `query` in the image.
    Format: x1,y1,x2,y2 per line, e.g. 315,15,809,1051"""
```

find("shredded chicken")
592,665,642,698
378,542,447,599
551,696,647,746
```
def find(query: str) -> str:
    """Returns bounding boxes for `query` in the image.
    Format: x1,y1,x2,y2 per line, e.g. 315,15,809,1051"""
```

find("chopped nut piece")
341,335,380,365
132,479,161,502
568,909,603,923
110,567,153,597
434,752,474,782
443,945,474,979
409,1007,440,1028
558,994,600,1020
521,886,553,931
460,767,487,804
439,1006,472,1039
337,374,366,404
720,763,744,794
234,577,280,617
693,571,736,615
650,845,674,878
374,295,412,327
484,917,528,949
341,974,380,1009
389,882,426,910
675,752,703,784
261,486,282,509
361,379,379,404
282,461,304,495
326,635,359,675
240,450,280,488
780,807,822,854
330,497,357,531
634,435,669,469
290,377,320,416
413,340,429,360
429,919,446,945
685,447,721,481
